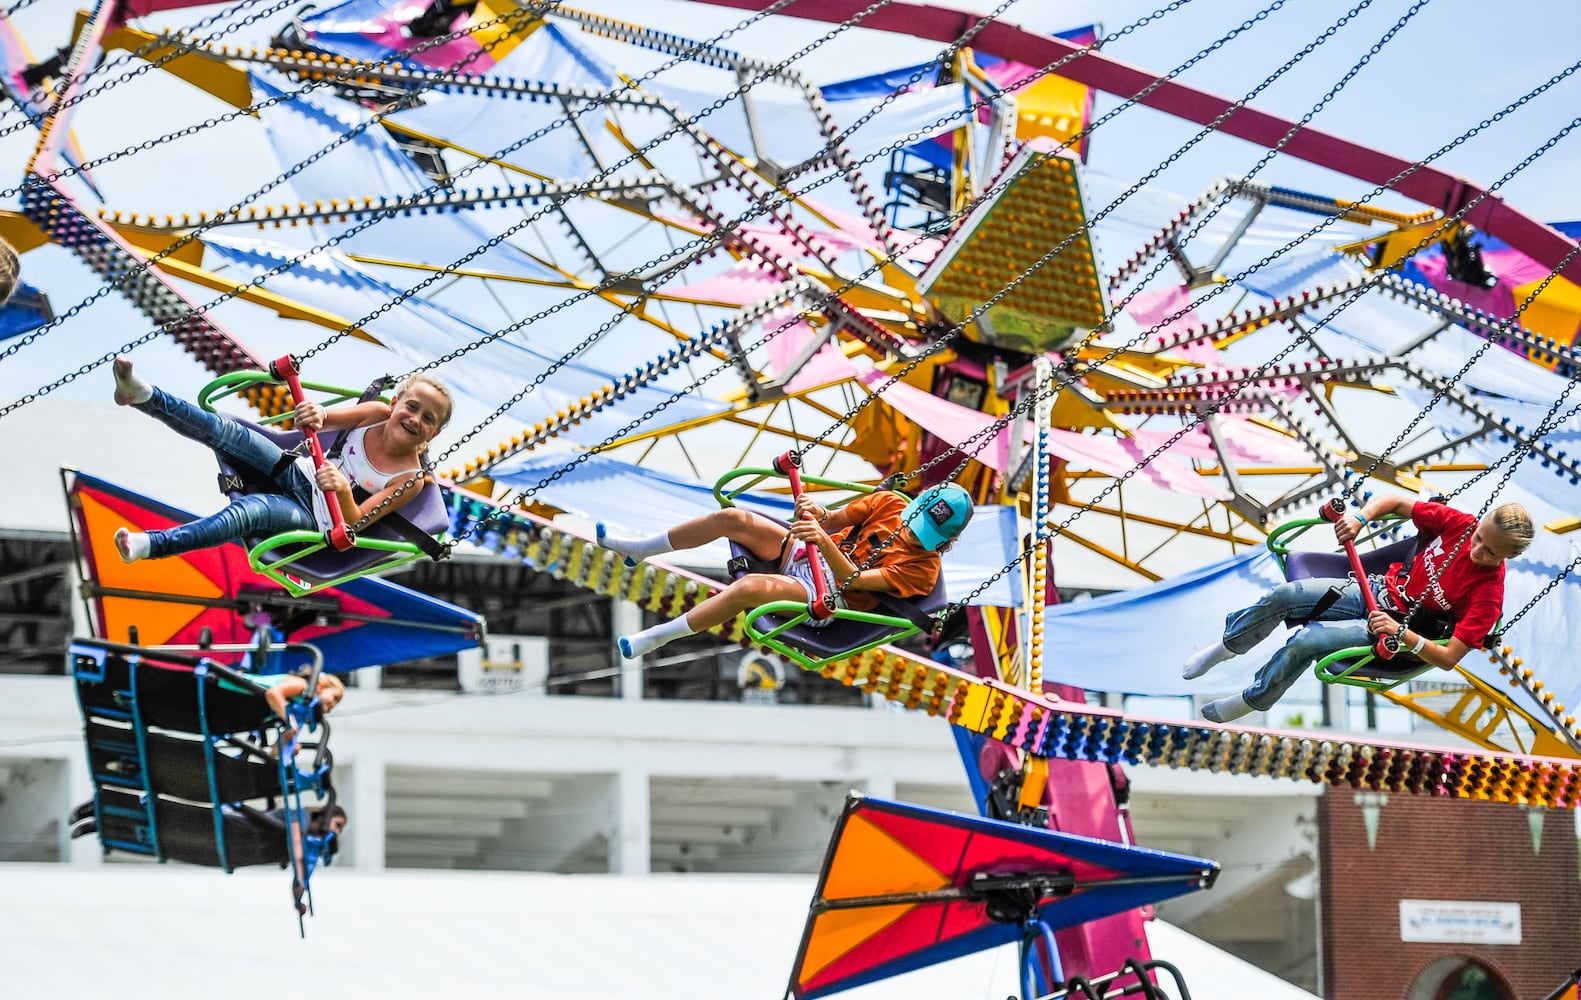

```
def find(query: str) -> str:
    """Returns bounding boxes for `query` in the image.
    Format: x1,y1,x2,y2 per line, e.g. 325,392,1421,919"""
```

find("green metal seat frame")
713,466,934,673
198,369,448,597
1265,512,1436,694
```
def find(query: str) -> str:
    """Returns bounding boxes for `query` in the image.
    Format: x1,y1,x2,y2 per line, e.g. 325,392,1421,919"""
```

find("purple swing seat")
219,419,447,581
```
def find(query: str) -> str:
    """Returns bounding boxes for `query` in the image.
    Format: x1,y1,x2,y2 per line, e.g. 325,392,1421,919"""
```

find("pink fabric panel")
362,12,490,71
1410,253,1523,317
765,310,857,392
1134,419,1311,467
1126,284,1219,364
858,369,1013,471
1046,428,1230,500
666,263,783,306
791,194,883,246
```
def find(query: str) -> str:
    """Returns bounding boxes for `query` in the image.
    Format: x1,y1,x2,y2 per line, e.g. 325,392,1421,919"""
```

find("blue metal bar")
194,661,232,874
123,655,162,862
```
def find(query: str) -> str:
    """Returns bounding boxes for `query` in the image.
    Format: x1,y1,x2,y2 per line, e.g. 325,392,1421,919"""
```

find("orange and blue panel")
67,471,481,673
787,795,1216,998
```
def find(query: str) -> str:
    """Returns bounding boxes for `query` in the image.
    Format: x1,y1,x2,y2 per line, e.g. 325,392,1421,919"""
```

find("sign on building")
1399,900,1521,945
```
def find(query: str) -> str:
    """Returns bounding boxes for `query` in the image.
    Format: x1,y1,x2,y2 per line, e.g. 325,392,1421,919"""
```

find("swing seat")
727,539,947,671
71,638,338,916
1312,644,1435,691
198,367,447,597
1281,534,1421,584
216,418,449,596
1267,517,1449,693
711,463,951,671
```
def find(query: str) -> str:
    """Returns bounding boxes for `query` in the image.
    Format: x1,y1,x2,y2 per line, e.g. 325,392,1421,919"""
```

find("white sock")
114,527,151,563
1182,639,1236,680
596,522,673,567
112,356,151,406
1201,694,1254,724
618,615,696,658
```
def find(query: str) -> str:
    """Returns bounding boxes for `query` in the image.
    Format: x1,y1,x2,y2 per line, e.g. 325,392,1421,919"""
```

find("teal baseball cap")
903,483,974,551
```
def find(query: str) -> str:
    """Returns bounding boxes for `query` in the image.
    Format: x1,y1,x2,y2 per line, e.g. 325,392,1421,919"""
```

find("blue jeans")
134,387,318,558
1222,575,1384,710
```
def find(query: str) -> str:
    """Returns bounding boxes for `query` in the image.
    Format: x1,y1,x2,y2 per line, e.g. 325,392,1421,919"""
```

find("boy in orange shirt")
600,483,974,658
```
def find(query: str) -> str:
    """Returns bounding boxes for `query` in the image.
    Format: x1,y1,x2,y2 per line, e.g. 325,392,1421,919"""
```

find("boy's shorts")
782,548,846,627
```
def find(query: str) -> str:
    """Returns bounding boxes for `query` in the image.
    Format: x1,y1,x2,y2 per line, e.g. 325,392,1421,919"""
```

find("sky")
1,0,1578,530
2,0,1578,412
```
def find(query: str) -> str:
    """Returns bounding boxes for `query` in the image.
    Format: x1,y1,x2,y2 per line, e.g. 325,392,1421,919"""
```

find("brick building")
1321,791,1580,999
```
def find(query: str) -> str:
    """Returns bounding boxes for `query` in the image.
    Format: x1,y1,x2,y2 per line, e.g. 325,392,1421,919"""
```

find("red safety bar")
271,355,355,552
1321,498,1399,660
774,451,836,620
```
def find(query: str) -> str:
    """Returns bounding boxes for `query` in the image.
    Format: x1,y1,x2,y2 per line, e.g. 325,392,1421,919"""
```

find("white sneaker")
112,356,151,406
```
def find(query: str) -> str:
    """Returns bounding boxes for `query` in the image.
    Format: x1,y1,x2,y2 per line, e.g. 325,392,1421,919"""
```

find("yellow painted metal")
138,250,384,345
1047,526,1164,583
919,140,1107,353
1017,756,1050,812
0,212,50,252
1335,218,1459,271
1077,502,1263,546
1384,667,1580,760
97,23,254,109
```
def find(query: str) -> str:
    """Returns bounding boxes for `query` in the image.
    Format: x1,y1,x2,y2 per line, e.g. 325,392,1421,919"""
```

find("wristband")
1409,632,1427,655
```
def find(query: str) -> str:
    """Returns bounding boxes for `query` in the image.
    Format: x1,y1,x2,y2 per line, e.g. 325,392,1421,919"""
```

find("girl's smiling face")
386,383,449,448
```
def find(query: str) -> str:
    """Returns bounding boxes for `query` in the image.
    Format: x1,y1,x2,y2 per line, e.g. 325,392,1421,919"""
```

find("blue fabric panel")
250,70,561,282
1042,548,1302,698
0,283,51,342
386,23,616,179
820,63,940,101
199,233,727,443
296,0,435,66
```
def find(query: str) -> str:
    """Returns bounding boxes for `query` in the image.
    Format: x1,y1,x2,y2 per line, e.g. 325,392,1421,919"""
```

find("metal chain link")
364,0,1200,412
1109,0,1434,320
0,1,568,408
0,0,562,383
434,0,1323,569
340,0,883,374
430,0,1524,571
0,0,299,150
904,69,1581,617
788,0,1299,470
300,0,899,525
1345,123,1581,497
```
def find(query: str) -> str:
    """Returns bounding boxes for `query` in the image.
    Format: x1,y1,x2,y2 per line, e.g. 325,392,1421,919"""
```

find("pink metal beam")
685,0,1581,278
110,0,223,17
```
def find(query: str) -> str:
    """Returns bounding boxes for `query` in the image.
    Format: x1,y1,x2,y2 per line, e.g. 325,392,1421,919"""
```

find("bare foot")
112,356,151,406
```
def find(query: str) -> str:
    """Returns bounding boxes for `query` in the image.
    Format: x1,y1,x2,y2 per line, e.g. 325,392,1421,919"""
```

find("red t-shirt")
1381,502,1504,647
828,491,941,610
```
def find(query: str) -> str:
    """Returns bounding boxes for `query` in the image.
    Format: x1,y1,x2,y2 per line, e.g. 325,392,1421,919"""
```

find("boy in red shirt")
1183,494,1533,723
599,483,974,659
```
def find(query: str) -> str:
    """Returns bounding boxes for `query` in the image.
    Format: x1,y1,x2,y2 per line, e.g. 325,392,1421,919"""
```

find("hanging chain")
0,1,567,394
427,1,1572,577
0,0,300,159
1108,0,1435,320
422,0,1279,550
